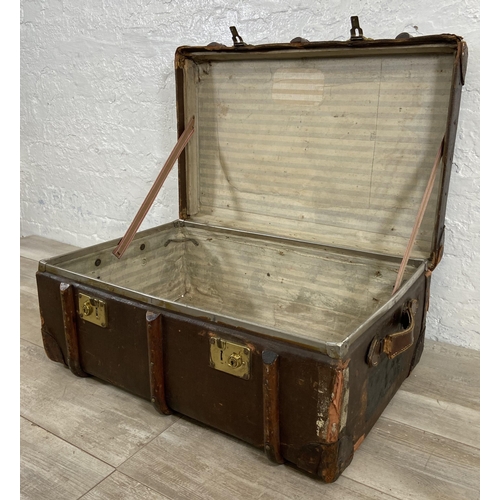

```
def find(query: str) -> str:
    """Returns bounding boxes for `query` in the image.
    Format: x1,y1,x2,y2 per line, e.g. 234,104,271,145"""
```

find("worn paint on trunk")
326,362,349,443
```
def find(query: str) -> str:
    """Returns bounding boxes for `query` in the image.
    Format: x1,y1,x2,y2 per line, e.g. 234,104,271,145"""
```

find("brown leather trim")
383,328,414,359
146,311,172,415
383,304,416,359
262,350,284,464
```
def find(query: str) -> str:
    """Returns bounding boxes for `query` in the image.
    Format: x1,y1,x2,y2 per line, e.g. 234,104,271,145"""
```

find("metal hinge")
350,16,365,41
429,228,446,271
230,26,246,48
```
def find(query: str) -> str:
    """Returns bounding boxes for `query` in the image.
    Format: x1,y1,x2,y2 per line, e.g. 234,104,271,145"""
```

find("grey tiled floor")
20,236,480,499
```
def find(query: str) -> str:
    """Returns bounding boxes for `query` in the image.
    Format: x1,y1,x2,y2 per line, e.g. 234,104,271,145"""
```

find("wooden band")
146,311,171,415
262,350,284,464
60,283,87,377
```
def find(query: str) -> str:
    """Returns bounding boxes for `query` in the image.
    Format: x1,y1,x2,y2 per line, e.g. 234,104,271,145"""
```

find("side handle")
367,300,418,368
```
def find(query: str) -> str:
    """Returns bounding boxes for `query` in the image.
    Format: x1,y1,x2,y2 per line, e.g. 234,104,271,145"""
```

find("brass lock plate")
209,337,251,379
78,293,108,328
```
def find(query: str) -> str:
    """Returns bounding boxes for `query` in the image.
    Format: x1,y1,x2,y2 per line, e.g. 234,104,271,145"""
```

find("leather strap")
113,116,196,259
392,138,445,295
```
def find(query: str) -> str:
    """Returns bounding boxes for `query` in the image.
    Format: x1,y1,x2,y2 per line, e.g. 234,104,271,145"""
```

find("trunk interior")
44,223,420,344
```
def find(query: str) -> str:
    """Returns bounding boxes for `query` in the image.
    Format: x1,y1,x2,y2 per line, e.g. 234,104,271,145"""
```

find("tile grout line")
344,444,479,495
255,472,404,500
21,338,44,349
339,476,404,500
116,415,184,471
387,386,480,415
379,395,480,449
399,385,480,412
376,419,480,451
21,333,185,473
20,289,39,299
20,415,117,469
117,469,173,500
75,469,116,500
20,362,183,470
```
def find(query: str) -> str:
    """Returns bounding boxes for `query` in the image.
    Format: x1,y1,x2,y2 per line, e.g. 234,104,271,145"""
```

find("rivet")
151,397,156,403
150,362,154,366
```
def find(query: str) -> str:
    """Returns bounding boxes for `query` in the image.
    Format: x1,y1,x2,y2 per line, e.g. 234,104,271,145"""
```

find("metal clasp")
78,293,108,328
230,26,246,47
350,16,365,41
209,336,251,379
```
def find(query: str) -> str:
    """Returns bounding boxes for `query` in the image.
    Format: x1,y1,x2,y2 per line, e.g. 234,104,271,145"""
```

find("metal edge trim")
325,262,427,359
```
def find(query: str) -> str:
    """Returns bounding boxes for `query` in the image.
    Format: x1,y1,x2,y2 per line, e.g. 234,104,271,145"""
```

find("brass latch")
209,337,251,379
78,293,108,328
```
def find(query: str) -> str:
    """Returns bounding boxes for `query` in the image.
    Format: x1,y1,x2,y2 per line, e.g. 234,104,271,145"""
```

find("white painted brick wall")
20,0,480,349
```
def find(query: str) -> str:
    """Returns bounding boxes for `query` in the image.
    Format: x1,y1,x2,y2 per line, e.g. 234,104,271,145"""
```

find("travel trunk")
36,26,467,482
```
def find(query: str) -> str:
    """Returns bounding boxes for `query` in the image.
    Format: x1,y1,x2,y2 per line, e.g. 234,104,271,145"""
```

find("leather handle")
367,300,418,367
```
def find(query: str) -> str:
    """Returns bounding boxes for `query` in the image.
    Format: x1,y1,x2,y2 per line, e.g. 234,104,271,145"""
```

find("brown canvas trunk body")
36,30,467,482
